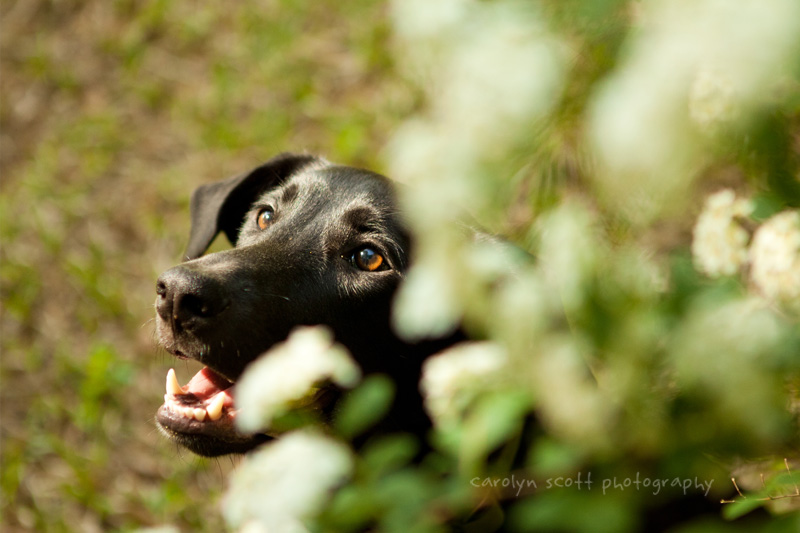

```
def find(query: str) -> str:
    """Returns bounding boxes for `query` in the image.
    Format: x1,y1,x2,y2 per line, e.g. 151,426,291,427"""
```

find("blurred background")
2,1,800,532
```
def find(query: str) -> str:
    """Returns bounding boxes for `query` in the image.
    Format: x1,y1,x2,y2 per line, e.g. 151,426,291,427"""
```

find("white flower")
689,68,737,129
389,1,564,153
691,189,753,277
435,7,564,150
749,210,800,304
420,342,507,426
392,258,462,341
235,327,361,433
390,0,467,42
223,430,353,533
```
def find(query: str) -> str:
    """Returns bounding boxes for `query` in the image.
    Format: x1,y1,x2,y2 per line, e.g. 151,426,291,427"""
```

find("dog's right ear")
184,153,323,260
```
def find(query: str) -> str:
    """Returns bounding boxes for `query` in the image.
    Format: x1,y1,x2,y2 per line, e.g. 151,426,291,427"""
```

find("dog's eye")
256,207,275,230
351,247,386,272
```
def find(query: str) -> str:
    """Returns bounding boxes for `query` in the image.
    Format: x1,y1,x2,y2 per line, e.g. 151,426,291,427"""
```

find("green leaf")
460,390,530,465
721,496,767,520
509,489,635,533
362,434,419,479
335,374,395,439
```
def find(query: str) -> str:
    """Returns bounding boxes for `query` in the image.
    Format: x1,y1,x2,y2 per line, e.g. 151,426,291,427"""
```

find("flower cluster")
235,326,361,433
420,342,507,427
692,189,800,307
223,430,353,533
750,211,800,305
688,68,737,129
691,189,753,277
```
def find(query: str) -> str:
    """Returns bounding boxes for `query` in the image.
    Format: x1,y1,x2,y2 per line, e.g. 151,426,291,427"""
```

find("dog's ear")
184,153,323,259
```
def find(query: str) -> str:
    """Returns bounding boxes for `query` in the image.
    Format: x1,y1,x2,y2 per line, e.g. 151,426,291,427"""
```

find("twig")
732,477,745,498
786,458,800,497
720,459,800,504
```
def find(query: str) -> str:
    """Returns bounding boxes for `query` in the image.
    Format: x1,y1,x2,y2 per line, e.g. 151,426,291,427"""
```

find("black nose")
156,266,230,329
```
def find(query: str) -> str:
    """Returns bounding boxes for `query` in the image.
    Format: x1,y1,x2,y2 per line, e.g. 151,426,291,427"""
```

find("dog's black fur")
155,153,456,456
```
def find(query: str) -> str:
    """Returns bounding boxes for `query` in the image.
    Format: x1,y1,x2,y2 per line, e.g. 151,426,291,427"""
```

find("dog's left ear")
184,153,323,260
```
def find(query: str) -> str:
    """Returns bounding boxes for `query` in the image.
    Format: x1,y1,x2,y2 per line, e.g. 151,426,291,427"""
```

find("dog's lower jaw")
155,365,271,457
155,415,269,457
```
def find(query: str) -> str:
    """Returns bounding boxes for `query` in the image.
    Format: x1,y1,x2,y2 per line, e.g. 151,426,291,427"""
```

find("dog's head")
154,153,425,456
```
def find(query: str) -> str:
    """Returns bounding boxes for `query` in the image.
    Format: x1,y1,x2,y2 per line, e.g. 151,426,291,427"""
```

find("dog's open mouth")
155,366,272,456
159,367,236,427
155,364,339,456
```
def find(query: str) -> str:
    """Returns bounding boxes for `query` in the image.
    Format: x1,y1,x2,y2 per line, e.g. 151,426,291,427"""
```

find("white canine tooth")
193,408,206,421
206,393,225,421
166,368,183,396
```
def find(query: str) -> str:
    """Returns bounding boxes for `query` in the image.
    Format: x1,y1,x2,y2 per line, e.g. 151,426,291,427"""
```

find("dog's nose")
156,266,230,328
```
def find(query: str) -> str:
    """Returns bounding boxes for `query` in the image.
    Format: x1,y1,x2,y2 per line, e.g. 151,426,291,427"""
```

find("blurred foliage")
2,0,800,532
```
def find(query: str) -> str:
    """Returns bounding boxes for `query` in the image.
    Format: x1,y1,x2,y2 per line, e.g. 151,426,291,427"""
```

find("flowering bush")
221,1,800,531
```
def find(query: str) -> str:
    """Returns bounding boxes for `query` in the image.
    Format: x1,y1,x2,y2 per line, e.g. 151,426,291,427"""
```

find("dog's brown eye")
353,247,385,272
257,207,275,230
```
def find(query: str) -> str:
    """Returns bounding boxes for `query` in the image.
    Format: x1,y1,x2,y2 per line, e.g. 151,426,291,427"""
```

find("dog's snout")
156,266,230,328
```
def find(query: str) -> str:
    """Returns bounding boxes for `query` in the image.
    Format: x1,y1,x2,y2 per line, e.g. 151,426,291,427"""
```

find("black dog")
154,153,455,457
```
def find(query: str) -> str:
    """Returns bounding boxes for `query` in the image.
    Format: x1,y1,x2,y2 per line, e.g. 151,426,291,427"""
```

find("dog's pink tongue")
185,367,233,397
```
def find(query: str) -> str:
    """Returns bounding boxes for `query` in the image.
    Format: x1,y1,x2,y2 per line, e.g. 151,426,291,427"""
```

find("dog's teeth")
166,368,183,396
206,393,225,421
193,408,206,421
